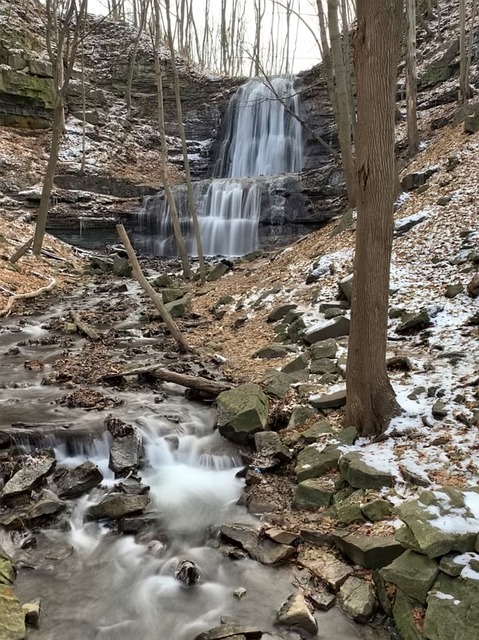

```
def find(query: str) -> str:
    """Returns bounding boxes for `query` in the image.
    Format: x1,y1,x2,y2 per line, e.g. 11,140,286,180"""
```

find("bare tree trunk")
152,0,191,279
458,0,473,103
116,224,190,353
315,0,340,120
406,0,419,154
33,0,89,256
340,0,356,143
32,101,63,255
328,0,356,207
164,0,206,283
126,0,149,117
466,0,478,93
345,0,402,438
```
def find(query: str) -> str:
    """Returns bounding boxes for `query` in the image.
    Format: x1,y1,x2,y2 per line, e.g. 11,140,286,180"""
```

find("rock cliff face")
0,0,344,247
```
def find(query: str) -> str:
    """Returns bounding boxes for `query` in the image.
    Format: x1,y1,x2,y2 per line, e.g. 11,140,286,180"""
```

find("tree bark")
151,0,192,279
116,224,190,353
71,311,101,340
345,0,402,438
406,0,419,154
164,0,206,283
327,0,356,207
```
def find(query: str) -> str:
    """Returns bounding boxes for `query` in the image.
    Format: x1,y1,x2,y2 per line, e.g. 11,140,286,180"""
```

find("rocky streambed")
0,276,387,640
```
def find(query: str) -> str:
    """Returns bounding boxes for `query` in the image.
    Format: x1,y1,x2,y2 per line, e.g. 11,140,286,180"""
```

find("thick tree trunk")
327,0,356,207
406,0,419,154
345,0,402,438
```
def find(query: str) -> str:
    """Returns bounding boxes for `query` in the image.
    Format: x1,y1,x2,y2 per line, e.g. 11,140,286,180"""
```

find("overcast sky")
86,0,320,74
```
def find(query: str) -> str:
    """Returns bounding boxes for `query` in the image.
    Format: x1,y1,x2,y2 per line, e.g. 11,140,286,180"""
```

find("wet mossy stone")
262,370,293,399
380,551,439,604
216,383,269,443
332,532,404,569
362,498,393,522
267,303,297,322
300,420,333,444
310,338,338,360
424,572,479,640
392,589,425,640
295,445,341,482
164,296,191,318
336,492,365,525
339,452,394,489
287,405,317,429
0,547,15,586
294,478,335,509
161,287,188,304
394,489,479,558
0,584,26,640
338,576,376,622
281,354,309,374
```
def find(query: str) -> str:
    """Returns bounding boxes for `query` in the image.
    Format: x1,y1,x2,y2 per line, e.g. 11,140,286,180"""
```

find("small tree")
406,0,419,154
344,0,402,438
33,0,89,256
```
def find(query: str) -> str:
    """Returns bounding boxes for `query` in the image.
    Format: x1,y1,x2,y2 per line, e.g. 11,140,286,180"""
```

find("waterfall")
134,76,303,258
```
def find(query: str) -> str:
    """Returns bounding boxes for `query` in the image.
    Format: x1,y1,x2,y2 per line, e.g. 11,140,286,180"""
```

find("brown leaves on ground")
56,388,123,411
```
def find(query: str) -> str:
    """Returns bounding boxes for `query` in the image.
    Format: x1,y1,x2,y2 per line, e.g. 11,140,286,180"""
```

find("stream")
0,284,388,640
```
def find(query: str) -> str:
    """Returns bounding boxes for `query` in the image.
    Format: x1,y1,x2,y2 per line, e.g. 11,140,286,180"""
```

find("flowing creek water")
0,286,388,640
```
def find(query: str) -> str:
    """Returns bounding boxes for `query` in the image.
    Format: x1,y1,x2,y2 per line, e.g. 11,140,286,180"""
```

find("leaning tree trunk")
32,99,64,255
345,0,403,438
406,0,419,154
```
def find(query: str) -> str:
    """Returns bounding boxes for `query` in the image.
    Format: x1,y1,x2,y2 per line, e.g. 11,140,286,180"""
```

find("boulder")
298,547,353,592
165,296,191,318
310,358,341,375
264,528,299,546
332,532,404,569
0,547,15,585
304,317,350,344
22,600,41,628
310,338,338,360
467,273,479,297
392,589,425,640
339,452,394,489
293,477,335,509
26,492,66,522
396,309,431,333
0,584,26,640
161,287,188,304
444,283,464,298
338,273,354,302
220,523,294,565
254,431,291,461
1,450,55,500
308,588,336,611
287,405,317,429
295,445,341,482
400,169,437,193
424,572,479,640
267,303,297,322
28,59,53,77
338,576,376,622
381,551,439,604
254,343,294,359
309,389,347,410
207,263,230,282
300,420,333,444
464,113,479,134
395,489,479,558
109,432,141,476
361,498,393,522
112,254,132,277
281,354,309,374
55,461,103,499
276,593,318,635
216,383,269,443
88,493,149,520
324,308,346,319
195,625,262,640
262,370,293,399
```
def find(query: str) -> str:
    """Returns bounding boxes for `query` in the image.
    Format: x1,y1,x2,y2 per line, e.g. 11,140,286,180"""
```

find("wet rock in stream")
54,461,104,499
174,559,200,586
87,493,150,520
0,449,56,501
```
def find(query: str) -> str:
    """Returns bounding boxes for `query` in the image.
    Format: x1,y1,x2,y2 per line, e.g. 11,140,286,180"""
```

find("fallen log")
9,237,33,264
71,311,101,341
102,364,232,397
0,275,56,317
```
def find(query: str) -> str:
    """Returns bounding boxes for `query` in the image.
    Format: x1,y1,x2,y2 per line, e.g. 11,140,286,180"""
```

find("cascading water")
133,76,303,257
